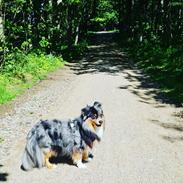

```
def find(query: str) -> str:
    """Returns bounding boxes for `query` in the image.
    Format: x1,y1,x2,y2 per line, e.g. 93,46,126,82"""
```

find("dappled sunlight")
68,37,133,76
161,135,183,143
118,69,182,107
68,32,182,107
149,119,183,143
150,119,183,132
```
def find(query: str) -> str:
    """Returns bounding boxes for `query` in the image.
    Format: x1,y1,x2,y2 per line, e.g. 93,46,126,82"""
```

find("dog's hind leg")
44,150,57,169
72,150,87,169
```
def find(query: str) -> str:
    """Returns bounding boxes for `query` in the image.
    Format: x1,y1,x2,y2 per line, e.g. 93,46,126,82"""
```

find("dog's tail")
21,129,44,171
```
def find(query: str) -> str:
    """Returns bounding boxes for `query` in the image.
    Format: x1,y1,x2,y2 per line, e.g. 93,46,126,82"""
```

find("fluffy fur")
21,101,105,171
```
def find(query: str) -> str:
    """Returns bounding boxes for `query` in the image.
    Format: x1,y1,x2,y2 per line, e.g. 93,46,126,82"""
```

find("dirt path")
1,35,183,183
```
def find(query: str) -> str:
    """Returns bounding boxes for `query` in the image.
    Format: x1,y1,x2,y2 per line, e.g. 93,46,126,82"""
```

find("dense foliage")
0,0,183,104
114,0,183,103
89,0,118,31
1,0,118,58
1,0,94,56
0,51,63,104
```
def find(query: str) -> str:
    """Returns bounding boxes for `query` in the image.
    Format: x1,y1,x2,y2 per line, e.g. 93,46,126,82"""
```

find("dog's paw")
87,153,94,162
83,155,93,162
78,163,87,169
87,157,93,162
46,163,57,169
51,164,57,169
76,161,87,169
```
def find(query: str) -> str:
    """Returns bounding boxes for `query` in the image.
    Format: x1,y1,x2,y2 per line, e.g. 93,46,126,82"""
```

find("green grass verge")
0,52,65,104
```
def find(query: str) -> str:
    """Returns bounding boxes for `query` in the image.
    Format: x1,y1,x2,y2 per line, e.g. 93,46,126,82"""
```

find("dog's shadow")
49,156,73,166
0,165,8,182
49,153,94,166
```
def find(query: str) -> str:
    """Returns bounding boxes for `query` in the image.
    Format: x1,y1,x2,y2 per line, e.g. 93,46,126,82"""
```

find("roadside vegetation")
88,0,183,105
125,41,183,103
0,52,64,104
0,0,91,104
0,0,182,105
114,1,183,104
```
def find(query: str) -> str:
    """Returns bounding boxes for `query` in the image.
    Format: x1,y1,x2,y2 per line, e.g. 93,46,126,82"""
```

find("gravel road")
0,36,183,183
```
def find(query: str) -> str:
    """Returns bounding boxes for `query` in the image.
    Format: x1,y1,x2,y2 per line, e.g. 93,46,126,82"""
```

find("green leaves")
0,50,64,104
124,39,183,104
171,2,183,6
39,37,49,48
0,75,15,104
90,0,118,30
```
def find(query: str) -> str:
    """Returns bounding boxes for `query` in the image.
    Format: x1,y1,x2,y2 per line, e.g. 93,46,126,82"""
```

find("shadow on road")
68,32,182,107
68,43,132,75
149,119,183,143
151,119,183,132
0,165,8,182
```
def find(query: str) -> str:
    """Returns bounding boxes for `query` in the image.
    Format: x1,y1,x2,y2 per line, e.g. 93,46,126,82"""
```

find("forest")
0,0,183,104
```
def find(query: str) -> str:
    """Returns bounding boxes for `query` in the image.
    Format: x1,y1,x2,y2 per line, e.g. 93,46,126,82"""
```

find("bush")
0,76,15,104
123,40,183,104
61,41,88,61
0,50,64,104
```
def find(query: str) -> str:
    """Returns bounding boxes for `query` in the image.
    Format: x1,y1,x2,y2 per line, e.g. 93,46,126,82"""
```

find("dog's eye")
91,114,97,119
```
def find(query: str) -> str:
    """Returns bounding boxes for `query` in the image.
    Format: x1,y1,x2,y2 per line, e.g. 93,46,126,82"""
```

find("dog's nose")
99,120,103,124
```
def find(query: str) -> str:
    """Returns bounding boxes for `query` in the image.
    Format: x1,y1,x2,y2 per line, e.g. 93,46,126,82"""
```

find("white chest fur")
96,126,104,139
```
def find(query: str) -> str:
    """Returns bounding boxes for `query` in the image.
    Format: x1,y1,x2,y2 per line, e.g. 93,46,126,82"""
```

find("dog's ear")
81,105,90,120
81,107,87,116
93,101,102,108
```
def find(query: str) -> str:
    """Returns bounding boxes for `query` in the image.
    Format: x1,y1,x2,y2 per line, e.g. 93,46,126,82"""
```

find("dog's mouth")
96,123,102,127
91,120,102,128
95,120,103,127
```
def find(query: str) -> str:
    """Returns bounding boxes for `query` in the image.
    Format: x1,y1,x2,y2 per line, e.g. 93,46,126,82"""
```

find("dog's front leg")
82,146,89,162
82,146,93,162
72,150,87,169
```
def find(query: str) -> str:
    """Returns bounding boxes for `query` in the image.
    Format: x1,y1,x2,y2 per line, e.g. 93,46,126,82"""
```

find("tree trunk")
0,0,5,64
74,25,79,45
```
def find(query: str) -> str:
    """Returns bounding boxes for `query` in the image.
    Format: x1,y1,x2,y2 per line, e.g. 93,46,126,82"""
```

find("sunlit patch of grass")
0,52,65,105
0,77,16,104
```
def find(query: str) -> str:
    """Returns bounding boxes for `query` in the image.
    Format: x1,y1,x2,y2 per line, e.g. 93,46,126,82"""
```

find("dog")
21,101,105,171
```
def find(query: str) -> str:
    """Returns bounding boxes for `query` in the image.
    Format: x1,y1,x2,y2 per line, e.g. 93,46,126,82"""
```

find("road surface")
0,35,183,183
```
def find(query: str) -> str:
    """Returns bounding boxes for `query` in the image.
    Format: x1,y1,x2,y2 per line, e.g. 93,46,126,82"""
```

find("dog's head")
81,101,105,131
78,101,105,148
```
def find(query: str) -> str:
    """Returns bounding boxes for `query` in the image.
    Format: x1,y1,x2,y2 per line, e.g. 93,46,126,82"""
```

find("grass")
0,51,65,104
0,137,4,144
0,79,15,104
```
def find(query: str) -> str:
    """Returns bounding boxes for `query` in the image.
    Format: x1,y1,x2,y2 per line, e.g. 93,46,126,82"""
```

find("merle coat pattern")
21,102,104,170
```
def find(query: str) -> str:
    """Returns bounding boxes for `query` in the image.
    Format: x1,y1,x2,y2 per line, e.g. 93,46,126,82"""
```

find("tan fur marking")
86,119,97,131
72,151,82,163
82,146,90,161
44,150,57,169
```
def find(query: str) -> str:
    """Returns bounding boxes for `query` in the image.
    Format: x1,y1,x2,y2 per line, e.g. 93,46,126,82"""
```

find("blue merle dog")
21,101,105,170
